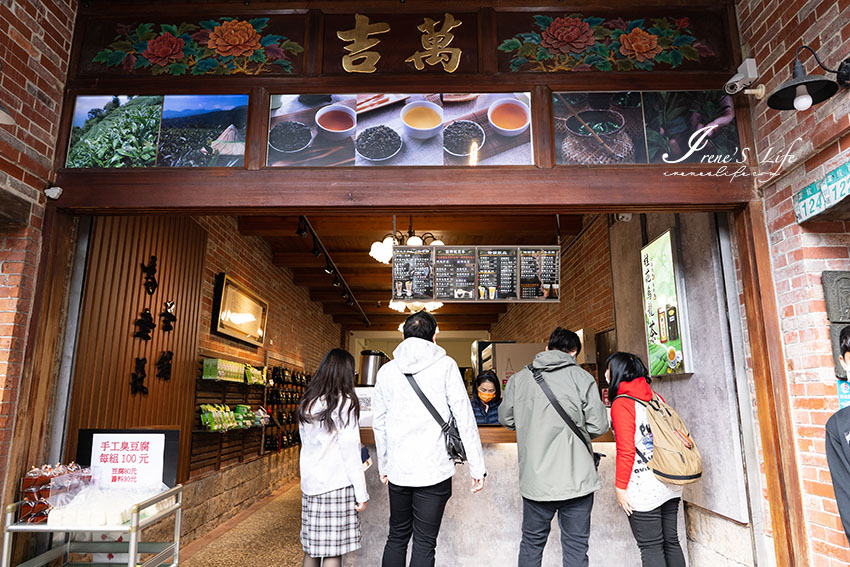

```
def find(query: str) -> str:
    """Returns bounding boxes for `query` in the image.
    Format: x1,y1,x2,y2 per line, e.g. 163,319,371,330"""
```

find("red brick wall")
490,215,615,346
0,1,77,496
737,0,850,563
194,216,340,374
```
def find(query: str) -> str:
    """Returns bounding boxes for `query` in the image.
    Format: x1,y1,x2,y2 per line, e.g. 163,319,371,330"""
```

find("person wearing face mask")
471,370,502,425
826,325,850,544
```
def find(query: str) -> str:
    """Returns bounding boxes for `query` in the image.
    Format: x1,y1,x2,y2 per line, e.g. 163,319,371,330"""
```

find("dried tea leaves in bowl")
356,125,402,161
269,121,312,153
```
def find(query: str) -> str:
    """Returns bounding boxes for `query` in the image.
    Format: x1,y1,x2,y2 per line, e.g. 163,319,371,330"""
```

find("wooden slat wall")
65,216,207,482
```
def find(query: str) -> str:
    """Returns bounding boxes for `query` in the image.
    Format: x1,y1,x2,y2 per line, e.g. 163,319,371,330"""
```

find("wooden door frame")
2,200,806,566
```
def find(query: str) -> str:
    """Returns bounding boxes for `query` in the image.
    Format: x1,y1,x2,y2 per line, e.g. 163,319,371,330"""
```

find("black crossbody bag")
405,373,468,465
527,364,604,470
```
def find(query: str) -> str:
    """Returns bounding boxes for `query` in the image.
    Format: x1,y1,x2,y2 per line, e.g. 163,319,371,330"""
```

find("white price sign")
91,433,165,489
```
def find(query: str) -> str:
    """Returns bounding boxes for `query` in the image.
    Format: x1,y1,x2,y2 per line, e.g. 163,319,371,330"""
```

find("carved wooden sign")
322,12,479,75
76,15,306,77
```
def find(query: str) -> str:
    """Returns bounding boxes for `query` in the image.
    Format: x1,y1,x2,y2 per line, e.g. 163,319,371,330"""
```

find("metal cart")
1,484,182,567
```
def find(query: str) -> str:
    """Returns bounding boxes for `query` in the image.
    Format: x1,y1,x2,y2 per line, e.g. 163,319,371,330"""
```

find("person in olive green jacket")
499,327,609,567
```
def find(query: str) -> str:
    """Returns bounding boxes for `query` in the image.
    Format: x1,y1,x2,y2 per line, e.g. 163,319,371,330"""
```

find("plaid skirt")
300,485,361,557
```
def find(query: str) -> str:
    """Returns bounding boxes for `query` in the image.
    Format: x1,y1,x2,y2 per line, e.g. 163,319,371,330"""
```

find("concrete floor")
181,480,303,567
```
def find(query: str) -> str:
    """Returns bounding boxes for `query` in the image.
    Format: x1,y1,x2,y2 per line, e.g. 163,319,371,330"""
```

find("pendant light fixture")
369,216,444,264
767,46,849,111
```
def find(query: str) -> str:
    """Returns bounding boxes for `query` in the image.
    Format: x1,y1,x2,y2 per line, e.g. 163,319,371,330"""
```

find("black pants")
627,497,686,567
517,493,593,567
381,478,452,567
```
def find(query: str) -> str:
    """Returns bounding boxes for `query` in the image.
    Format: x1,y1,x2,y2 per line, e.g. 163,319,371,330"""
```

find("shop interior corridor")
181,481,303,567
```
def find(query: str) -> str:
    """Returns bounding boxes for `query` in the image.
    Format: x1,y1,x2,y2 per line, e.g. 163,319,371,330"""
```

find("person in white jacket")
299,349,369,567
373,311,487,567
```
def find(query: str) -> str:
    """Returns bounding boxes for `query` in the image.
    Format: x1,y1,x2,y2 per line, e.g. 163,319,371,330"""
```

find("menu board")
392,247,434,300
476,248,518,301
434,248,477,300
519,247,560,300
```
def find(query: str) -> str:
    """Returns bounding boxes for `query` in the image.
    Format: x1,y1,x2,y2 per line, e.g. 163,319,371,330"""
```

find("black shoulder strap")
405,373,448,430
615,394,647,406
527,364,594,457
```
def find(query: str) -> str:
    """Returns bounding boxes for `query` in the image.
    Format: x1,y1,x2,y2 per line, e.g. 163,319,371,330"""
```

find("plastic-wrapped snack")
21,466,43,490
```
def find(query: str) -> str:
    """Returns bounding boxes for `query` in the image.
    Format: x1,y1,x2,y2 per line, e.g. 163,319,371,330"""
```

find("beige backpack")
618,392,703,485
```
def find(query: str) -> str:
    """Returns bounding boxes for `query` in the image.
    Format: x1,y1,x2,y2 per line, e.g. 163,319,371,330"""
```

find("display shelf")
1,485,182,567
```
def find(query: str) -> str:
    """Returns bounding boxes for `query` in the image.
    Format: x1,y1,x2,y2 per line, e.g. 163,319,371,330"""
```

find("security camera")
725,58,759,95
44,186,63,200
615,213,633,222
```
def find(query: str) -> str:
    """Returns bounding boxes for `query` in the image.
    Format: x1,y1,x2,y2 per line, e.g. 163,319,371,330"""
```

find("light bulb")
369,241,385,262
382,236,395,247
793,85,812,111
431,239,444,246
407,235,423,246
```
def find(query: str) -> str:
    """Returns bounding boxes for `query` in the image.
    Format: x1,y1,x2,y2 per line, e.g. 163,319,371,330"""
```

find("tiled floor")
181,480,303,567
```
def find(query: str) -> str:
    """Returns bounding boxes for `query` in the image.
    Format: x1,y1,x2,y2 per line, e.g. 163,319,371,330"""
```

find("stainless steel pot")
359,350,389,386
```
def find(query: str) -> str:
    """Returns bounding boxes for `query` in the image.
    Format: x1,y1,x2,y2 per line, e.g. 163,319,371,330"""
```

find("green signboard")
793,161,850,223
641,230,690,376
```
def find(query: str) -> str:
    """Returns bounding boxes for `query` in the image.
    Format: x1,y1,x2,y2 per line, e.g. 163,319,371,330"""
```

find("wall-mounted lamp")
0,62,14,126
767,46,850,111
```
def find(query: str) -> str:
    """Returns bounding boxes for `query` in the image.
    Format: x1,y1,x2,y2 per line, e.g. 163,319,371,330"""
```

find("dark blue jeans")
381,478,452,567
518,493,594,567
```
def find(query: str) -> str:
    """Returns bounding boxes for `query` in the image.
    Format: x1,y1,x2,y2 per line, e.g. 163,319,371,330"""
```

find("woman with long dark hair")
298,349,368,567
471,370,502,425
607,352,684,567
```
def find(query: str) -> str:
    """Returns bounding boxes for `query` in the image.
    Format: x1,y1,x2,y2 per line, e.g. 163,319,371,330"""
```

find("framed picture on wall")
212,273,268,347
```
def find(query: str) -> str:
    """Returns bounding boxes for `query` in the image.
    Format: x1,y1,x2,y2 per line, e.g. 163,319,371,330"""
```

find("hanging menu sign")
477,248,518,301
392,246,434,300
434,247,477,300
519,247,561,300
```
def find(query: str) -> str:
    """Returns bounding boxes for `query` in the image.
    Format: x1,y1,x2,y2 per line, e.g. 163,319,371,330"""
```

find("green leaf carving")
509,56,529,72
177,22,198,35
280,39,303,54
169,62,189,75
537,46,553,61
160,24,178,36
249,18,270,32
679,45,699,61
249,49,267,63
93,49,113,64
614,59,635,71
107,51,127,67
518,42,538,57
498,38,522,53
533,15,554,30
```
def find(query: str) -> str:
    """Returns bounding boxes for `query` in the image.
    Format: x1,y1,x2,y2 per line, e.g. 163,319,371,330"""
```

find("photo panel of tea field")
157,95,248,167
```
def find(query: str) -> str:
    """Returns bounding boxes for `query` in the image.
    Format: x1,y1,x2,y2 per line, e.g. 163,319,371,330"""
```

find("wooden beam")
274,251,383,268
0,189,32,229
54,166,755,213
323,303,508,315
734,201,809,567
312,289,393,303
347,323,491,331
334,313,500,325
241,215,581,237
294,272,391,288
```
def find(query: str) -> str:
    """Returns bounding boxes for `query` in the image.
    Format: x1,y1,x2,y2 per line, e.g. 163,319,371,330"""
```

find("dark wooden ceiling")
237,213,583,331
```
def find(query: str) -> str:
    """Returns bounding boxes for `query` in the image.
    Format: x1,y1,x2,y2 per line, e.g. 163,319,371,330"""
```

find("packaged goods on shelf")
202,358,245,382
245,364,266,385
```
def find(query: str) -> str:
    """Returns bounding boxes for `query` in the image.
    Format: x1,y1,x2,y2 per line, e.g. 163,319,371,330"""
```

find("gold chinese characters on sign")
406,14,463,73
337,13,463,74
337,14,391,74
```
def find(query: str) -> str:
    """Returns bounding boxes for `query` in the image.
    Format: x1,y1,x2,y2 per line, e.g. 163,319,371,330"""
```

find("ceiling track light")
299,215,370,327
767,45,850,111
295,217,308,238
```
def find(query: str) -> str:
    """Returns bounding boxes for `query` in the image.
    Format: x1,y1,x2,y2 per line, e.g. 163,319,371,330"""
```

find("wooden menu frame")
212,272,269,347
391,244,560,303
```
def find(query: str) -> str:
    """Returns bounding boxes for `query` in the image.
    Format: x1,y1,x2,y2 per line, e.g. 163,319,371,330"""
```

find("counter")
352,431,687,566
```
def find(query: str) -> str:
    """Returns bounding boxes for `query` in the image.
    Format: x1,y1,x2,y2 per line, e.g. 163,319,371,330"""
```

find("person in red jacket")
607,352,685,567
